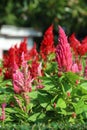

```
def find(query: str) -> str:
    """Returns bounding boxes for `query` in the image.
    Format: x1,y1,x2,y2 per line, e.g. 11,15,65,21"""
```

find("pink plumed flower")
84,59,87,79
36,84,44,89
37,62,42,77
13,53,33,94
71,63,79,73
13,69,24,93
0,103,6,121
56,26,73,72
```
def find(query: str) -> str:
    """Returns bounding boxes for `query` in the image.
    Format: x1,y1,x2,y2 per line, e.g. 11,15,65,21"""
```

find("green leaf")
42,84,55,91
61,109,67,115
41,75,58,92
46,105,53,111
28,91,38,99
57,98,66,108
28,113,45,122
6,108,17,113
81,95,87,101
65,72,79,84
38,93,51,108
0,79,12,87
27,102,33,109
73,100,86,114
80,82,87,94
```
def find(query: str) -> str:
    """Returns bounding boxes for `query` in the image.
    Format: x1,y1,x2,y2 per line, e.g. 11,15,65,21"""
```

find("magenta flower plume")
84,59,87,79
13,53,33,94
71,63,79,73
56,26,73,72
0,103,6,121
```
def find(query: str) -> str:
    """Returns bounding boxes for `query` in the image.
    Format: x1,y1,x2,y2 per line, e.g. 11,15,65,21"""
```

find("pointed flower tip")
58,25,68,44
58,25,66,35
45,24,53,35
58,25,63,30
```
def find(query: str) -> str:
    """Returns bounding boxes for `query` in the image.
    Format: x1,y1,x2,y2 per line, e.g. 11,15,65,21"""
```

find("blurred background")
0,0,87,52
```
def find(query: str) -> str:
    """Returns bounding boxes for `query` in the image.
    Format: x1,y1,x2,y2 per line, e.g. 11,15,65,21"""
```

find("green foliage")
0,56,87,126
0,122,87,130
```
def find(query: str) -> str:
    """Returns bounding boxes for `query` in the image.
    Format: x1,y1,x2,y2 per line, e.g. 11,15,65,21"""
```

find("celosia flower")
36,84,44,89
28,43,39,61
0,103,6,121
37,62,42,77
13,53,33,94
81,36,87,44
3,47,16,79
78,43,87,56
56,26,73,72
40,24,55,60
30,61,40,79
0,68,2,76
3,38,29,79
30,60,43,79
69,34,87,56
84,59,87,79
71,63,79,73
69,33,81,55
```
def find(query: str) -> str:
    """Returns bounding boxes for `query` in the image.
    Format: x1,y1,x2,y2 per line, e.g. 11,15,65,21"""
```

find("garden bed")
0,25,87,128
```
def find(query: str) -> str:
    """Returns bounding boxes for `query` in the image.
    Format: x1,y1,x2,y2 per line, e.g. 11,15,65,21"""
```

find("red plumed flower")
69,34,87,56
3,39,29,79
69,33,81,55
28,43,39,61
81,36,87,44
40,25,55,60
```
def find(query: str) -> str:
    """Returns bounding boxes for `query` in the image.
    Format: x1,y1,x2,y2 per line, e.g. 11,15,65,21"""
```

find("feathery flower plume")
56,26,73,72
69,33,81,55
13,52,33,94
3,38,29,79
40,25,55,60
84,59,87,79
71,63,79,73
69,34,87,56
28,42,39,61
0,103,6,121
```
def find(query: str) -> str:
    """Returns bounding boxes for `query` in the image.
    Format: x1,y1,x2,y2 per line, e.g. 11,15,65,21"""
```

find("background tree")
0,0,87,37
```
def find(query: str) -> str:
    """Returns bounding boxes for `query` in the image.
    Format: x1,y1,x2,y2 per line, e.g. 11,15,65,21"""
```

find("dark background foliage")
0,0,87,38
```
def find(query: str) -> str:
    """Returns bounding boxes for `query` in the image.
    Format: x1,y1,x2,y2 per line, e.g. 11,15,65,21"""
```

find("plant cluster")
0,25,87,126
